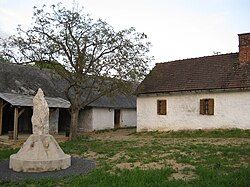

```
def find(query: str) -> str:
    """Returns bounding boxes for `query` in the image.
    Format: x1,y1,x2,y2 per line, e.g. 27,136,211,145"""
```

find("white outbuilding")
78,95,137,132
136,33,250,132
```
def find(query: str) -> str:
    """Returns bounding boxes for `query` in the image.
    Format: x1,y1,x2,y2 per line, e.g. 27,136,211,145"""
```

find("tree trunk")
69,107,80,140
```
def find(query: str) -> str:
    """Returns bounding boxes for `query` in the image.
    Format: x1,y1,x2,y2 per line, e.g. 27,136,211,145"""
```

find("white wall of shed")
120,109,137,127
92,108,114,130
137,91,250,132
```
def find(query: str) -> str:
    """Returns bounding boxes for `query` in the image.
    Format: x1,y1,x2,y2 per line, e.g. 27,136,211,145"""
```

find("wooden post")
0,100,3,135
13,107,26,140
18,108,25,118
14,107,19,141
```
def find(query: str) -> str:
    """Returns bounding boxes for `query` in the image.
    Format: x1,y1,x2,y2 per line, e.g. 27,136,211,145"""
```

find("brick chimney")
238,32,250,63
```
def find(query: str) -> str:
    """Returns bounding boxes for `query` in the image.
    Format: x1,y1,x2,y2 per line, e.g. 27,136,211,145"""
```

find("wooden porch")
0,92,71,141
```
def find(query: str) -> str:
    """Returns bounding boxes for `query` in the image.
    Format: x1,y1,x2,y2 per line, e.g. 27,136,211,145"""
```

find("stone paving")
0,157,95,181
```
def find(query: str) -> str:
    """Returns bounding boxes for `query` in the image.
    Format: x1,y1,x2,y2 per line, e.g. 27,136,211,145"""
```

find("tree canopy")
0,3,152,138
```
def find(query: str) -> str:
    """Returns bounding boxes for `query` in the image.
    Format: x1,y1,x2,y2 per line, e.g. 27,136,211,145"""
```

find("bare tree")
0,4,152,139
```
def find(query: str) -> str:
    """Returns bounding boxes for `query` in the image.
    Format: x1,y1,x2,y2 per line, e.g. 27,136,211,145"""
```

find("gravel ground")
0,157,96,182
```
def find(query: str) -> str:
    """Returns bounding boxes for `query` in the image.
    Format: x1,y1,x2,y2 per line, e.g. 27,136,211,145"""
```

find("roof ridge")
137,51,250,94
157,52,239,65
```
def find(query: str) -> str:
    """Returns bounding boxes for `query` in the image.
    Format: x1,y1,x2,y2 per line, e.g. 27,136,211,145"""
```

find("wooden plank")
162,100,167,115
14,107,19,141
208,99,214,115
200,99,205,115
18,108,25,118
157,100,167,115
0,100,3,135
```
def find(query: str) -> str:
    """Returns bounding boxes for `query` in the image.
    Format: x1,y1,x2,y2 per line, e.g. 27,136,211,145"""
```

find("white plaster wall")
137,91,250,132
92,108,114,130
120,109,137,127
78,108,93,132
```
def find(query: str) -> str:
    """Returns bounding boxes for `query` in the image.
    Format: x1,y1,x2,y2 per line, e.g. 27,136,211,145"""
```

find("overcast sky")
0,0,249,66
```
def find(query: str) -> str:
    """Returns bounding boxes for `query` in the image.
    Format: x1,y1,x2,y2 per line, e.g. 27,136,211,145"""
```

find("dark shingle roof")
0,62,64,97
0,62,136,109
137,53,250,94
90,94,136,109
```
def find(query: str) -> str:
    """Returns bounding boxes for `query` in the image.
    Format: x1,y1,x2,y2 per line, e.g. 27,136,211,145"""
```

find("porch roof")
0,92,70,108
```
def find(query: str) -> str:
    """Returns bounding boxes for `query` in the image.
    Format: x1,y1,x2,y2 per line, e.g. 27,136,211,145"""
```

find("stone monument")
9,88,71,172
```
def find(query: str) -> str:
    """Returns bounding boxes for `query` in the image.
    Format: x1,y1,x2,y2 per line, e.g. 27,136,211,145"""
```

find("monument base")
9,134,71,172
9,154,71,172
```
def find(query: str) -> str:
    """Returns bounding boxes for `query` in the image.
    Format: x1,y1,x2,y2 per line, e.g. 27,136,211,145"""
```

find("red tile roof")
137,53,250,94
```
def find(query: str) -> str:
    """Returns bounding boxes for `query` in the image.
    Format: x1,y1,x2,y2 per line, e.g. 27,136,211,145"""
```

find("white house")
136,32,250,132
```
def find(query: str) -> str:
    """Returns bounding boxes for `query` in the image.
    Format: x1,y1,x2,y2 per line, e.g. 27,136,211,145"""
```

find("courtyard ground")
0,128,249,186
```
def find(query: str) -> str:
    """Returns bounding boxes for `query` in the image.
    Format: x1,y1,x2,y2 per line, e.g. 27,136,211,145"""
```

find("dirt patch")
85,128,136,141
166,159,196,181
0,141,25,149
109,151,130,162
182,138,250,146
116,161,165,170
157,152,172,158
83,151,106,160
116,162,141,170
141,162,165,170
0,134,69,149
166,159,195,171
0,140,10,147
204,138,250,145
169,172,196,181
115,158,196,181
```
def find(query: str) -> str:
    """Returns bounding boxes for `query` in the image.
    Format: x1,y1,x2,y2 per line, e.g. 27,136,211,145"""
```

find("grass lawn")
0,128,249,186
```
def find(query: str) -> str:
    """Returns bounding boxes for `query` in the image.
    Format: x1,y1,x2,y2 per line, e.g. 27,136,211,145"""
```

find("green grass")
0,129,249,186
136,129,250,138
0,148,19,161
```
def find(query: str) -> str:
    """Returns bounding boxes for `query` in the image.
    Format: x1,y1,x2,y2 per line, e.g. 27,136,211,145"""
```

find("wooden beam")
18,108,25,118
0,100,3,135
0,100,8,135
14,107,19,141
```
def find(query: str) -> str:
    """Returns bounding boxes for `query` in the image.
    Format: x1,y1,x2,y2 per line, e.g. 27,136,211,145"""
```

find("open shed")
0,62,137,133
0,92,70,140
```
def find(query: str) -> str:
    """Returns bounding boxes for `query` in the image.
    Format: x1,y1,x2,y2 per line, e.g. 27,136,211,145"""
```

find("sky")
0,0,250,67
